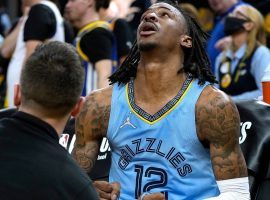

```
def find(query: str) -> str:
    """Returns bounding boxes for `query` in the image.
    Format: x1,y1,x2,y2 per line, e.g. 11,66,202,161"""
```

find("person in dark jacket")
0,41,99,199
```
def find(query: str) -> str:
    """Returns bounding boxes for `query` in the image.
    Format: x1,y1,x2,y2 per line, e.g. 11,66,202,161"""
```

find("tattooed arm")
196,86,247,179
72,87,112,173
196,86,250,199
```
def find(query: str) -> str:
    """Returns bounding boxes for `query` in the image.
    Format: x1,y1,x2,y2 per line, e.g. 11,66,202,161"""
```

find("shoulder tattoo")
196,89,247,179
74,93,111,172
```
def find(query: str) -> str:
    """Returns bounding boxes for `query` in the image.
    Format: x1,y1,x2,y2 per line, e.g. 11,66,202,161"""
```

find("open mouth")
139,22,158,36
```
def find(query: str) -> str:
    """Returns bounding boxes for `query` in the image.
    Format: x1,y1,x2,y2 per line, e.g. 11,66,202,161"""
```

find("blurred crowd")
0,0,270,108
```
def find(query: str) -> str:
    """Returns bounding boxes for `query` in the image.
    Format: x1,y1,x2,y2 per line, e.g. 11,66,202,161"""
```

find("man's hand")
93,181,120,200
139,193,165,200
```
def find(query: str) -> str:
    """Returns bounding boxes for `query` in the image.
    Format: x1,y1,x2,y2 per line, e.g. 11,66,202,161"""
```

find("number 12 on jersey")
134,165,168,199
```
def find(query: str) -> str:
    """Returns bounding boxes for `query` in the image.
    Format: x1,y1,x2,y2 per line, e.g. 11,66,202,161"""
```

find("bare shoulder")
196,85,247,179
73,86,113,172
196,85,240,144
90,86,113,107
76,86,113,145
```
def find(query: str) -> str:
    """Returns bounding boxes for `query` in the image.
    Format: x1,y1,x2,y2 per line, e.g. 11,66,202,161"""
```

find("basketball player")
73,0,250,199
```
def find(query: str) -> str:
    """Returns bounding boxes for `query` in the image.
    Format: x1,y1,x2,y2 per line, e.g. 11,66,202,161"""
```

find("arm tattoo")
196,89,247,180
72,142,99,172
74,92,111,172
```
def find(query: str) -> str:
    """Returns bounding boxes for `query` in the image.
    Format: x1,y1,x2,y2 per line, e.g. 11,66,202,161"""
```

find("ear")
180,35,192,48
14,84,21,107
243,21,254,31
71,96,85,117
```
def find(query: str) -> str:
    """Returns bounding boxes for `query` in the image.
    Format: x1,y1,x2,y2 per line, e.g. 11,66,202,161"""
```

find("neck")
31,0,42,6
76,11,100,29
98,8,109,21
221,0,238,14
134,50,186,100
19,106,69,135
231,32,248,52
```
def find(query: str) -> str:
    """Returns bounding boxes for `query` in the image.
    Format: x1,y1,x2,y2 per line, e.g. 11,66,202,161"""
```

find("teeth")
140,23,157,33
144,27,154,31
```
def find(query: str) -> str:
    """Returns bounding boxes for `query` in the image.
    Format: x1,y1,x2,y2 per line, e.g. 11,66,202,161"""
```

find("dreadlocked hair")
180,7,217,85
109,39,140,85
109,0,217,85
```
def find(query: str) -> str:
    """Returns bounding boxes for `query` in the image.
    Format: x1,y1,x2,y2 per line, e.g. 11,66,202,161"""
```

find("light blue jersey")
107,75,220,200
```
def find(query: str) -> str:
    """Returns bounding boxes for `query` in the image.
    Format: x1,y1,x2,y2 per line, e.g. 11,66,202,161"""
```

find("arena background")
1,0,266,21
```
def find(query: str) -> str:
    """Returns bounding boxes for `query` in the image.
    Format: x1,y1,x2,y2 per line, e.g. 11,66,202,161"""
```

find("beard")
138,42,158,52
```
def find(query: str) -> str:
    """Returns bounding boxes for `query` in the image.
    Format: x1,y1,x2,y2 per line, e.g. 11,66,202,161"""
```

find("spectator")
179,3,199,21
207,0,246,73
65,0,115,95
0,41,99,199
264,62,270,79
5,0,65,108
0,5,30,109
255,0,270,48
215,5,270,101
126,0,152,41
0,0,11,37
110,0,131,18
98,0,133,65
